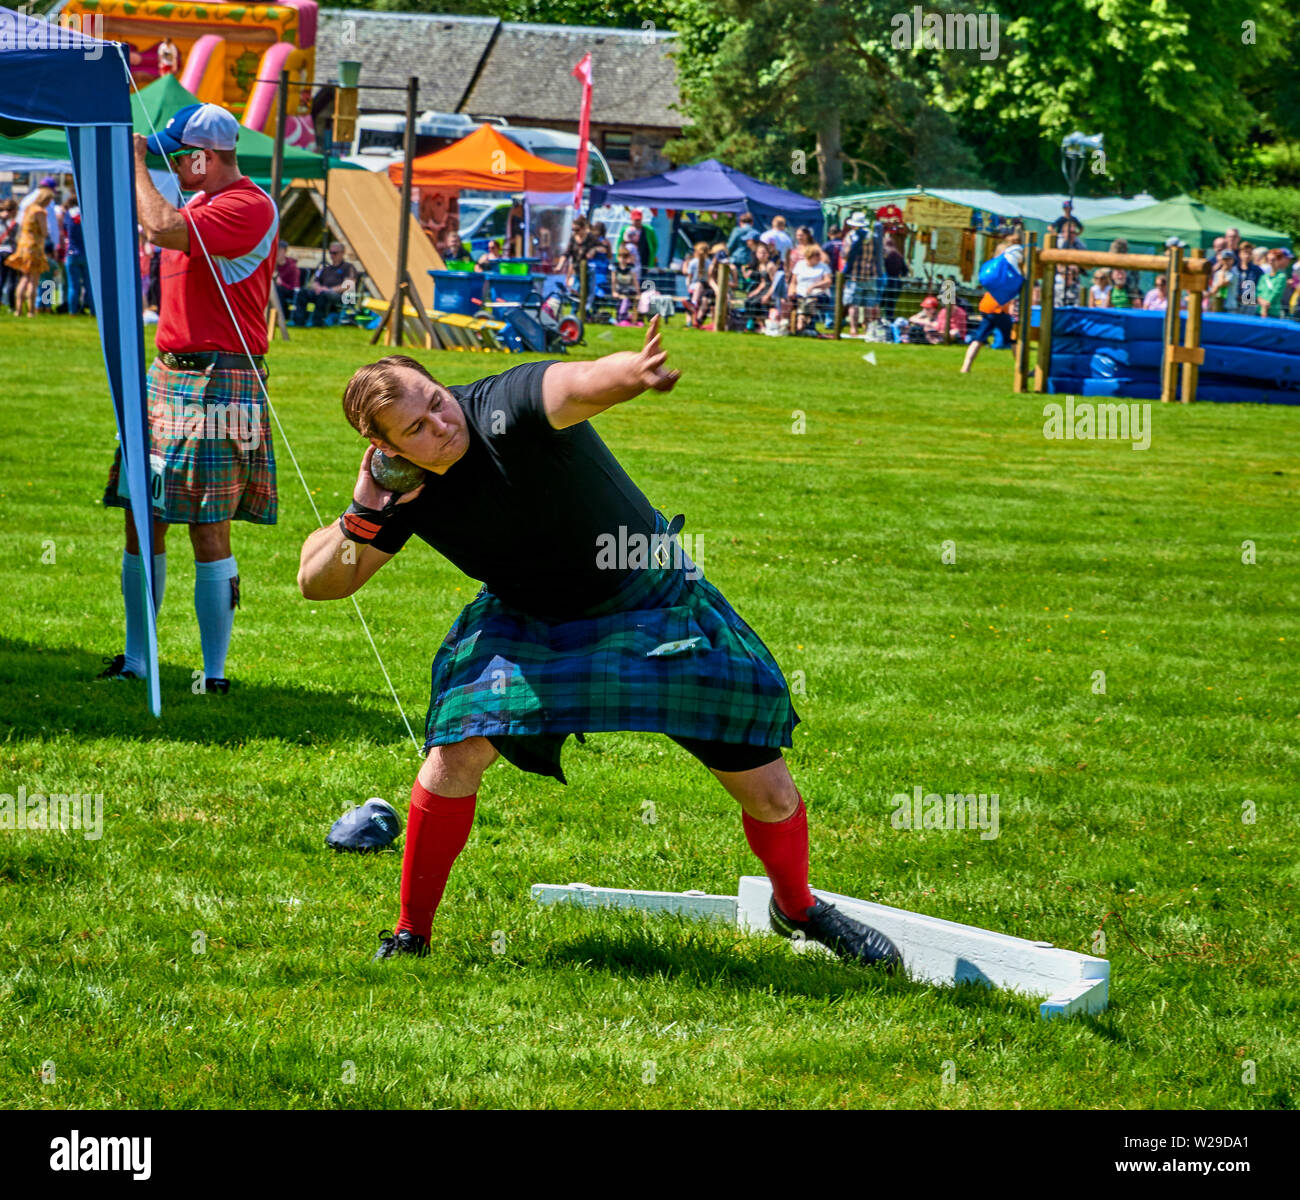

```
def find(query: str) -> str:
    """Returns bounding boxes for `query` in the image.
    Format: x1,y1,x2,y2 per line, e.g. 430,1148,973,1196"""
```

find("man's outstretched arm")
541,314,681,431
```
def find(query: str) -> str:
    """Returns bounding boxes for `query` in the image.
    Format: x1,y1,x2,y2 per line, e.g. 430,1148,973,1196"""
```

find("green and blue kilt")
424,510,800,782
102,358,277,525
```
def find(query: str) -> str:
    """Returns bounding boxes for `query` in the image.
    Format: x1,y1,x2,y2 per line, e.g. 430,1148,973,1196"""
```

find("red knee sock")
742,793,817,922
394,779,477,941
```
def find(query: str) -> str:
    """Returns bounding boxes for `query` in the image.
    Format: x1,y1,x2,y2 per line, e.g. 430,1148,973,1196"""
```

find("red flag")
572,52,593,211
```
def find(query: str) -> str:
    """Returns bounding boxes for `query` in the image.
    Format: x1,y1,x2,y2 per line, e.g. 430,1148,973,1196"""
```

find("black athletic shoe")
95,653,141,681
373,929,429,960
768,895,903,973
204,678,231,695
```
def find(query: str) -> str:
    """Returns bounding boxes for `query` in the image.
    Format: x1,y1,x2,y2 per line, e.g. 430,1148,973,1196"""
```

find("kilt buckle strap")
160,350,267,373
655,513,686,567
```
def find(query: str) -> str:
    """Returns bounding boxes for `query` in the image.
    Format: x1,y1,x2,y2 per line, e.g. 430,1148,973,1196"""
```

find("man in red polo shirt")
98,103,279,695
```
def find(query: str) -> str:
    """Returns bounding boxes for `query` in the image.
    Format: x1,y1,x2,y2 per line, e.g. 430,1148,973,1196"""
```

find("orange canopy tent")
388,123,578,192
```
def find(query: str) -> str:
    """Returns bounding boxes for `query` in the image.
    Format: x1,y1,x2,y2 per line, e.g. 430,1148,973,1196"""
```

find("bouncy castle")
60,0,318,146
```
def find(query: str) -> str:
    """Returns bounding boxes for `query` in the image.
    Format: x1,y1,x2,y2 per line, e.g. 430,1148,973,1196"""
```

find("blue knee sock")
122,551,167,676
194,556,239,681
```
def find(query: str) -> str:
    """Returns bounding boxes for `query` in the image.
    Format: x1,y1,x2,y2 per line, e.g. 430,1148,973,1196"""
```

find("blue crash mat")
1043,375,1300,405
1050,346,1300,387
1033,306,1300,352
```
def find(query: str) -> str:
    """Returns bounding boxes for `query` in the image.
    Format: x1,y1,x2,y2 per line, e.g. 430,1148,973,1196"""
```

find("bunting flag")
571,52,592,211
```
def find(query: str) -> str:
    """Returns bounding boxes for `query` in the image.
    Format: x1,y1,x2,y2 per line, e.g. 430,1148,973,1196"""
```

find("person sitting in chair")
294,242,357,327
275,244,300,316
443,232,473,266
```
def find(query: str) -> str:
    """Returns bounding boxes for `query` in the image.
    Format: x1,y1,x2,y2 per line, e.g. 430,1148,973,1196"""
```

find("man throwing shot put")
98,104,278,694
297,319,900,969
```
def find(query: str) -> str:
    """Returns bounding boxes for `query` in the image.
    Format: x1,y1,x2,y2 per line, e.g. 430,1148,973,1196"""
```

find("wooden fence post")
1034,233,1057,392
1160,245,1184,404
1182,256,1206,403
1012,232,1036,393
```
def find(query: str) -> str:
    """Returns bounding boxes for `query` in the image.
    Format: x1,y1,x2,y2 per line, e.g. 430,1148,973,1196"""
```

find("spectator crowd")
8,171,1300,346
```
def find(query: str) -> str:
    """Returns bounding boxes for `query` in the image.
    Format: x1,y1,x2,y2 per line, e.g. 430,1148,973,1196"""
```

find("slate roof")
316,12,498,114
316,11,682,130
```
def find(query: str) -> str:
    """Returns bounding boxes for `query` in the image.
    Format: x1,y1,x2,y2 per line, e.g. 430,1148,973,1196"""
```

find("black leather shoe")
769,895,902,973
373,929,429,960
204,678,231,694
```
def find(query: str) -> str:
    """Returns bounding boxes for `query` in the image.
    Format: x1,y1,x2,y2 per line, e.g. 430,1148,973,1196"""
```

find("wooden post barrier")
714,261,730,332
1034,232,1057,392
1012,232,1036,393
372,76,420,349
1026,246,1212,402
1159,244,1183,404
1037,248,1176,272
403,269,439,350
1182,257,1207,403
832,270,845,339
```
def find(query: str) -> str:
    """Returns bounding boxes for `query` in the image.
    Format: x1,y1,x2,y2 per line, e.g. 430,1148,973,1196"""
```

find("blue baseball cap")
326,798,403,853
146,103,240,156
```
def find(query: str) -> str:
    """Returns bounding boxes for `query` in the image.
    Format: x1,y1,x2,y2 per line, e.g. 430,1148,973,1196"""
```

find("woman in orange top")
5,187,52,317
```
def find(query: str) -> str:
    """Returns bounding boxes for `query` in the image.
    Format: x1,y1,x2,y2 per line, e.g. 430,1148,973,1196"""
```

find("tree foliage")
934,0,1295,196
662,0,985,197
292,0,1300,198
1198,185,1300,245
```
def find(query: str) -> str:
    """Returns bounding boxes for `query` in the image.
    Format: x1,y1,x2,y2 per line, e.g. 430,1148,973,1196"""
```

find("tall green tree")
663,0,985,197
935,0,1295,195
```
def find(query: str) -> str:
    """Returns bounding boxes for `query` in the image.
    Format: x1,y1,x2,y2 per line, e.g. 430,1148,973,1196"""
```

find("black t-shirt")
314,261,357,290
370,360,658,619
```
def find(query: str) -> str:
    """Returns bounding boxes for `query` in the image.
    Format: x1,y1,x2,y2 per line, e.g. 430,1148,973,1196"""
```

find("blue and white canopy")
1,7,159,714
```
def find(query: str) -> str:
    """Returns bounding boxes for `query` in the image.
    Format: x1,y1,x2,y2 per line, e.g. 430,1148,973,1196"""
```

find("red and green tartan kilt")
102,358,277,525
423,511,800,782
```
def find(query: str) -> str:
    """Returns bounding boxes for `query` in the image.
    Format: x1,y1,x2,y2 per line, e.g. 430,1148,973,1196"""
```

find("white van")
493,126,613,187
341,112,612,186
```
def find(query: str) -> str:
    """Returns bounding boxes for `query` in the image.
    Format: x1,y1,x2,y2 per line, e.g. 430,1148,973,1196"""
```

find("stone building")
316,10,684,180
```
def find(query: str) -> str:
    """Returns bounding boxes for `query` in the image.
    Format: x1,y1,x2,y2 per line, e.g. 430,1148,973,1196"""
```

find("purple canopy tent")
590,158,824,240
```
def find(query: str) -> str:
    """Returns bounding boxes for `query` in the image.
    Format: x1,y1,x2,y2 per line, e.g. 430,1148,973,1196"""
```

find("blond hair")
342,355,436,441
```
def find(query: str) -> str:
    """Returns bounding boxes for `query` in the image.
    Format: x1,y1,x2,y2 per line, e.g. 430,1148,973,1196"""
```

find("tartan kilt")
424,510,800,782
102,358,277,525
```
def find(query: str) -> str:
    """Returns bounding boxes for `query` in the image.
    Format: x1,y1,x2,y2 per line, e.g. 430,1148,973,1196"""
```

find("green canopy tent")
0,74,326,186
1080,195,1291,253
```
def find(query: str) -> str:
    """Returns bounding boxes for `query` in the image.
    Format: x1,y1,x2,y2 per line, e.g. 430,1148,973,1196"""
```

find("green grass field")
1,315,1296,1109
